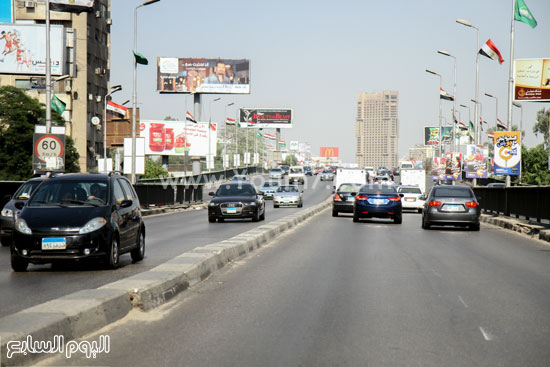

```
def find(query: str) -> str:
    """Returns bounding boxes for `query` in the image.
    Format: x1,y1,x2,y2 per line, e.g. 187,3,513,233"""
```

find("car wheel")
11,252,28,272
106,235,120,269
252,209,260,222
353,213,359,222
470,223,480,231
274,204,279,208
131,230,145,262
417,208,423,213
394,215,402,224
260,208,265,221
1,236,11,247
208,216,217,223
332,210,338,217
298,202,303,208
218,217,225,223
421,216,430,229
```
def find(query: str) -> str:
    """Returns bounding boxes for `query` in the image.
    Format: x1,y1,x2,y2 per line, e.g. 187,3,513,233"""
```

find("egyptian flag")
479,39,504,64
209,122,217,131
50,0,94,13
488,132,495,141
497,118,507,130
458,121,468,130
440,88,454,101
264,133,276,140
225,117,235,125
106,100,127,118
186,111,197,123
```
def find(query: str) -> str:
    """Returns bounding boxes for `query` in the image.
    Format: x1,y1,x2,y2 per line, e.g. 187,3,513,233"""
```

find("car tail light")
465,201,478,208
355,195,369,201
388,196,401,201
429,201,442,207
333,194,342,201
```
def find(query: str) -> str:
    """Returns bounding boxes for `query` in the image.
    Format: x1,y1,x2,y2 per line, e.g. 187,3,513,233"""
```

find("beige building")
0,0,111,171
355,91,399,169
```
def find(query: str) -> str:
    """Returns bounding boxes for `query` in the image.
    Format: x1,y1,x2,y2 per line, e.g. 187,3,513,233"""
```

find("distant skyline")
110,0,550,162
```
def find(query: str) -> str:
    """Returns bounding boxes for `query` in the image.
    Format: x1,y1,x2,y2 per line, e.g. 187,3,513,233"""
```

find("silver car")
269,168,284,179
273,185,303,208
259,181,280,199
421,185,481,230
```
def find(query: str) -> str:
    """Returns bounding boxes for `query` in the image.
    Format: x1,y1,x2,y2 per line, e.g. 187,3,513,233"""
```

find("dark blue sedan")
352,184,403,224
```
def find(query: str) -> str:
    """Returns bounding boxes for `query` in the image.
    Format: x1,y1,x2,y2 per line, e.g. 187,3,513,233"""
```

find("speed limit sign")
33,133,66,172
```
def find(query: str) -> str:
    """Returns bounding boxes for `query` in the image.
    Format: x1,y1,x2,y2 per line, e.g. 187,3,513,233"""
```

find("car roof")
44,173,111,181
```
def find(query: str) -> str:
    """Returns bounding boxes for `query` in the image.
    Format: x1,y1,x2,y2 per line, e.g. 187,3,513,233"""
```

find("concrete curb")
480,213,550,244
0,197,332,366
141,202,207,217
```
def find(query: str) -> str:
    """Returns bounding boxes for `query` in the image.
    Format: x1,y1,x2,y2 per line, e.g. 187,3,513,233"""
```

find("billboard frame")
513,58,550,102
239,108,293,129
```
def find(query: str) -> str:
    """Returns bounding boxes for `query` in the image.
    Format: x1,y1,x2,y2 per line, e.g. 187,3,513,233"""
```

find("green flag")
515,0,537,28
256,131,263,138
133,51,148,65
469,121,474,131
51,94,66,115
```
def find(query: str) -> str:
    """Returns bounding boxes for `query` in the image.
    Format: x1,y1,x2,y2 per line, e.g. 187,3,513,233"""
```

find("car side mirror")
14,201,25,210
351,192,357,196
120,199,133,209
208,192,215,196
399,193,404,197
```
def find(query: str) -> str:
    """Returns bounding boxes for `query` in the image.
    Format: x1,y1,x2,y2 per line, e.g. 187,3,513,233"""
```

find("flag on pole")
209,122,217,131
264,133,276,140
51,95,66,115
469,121,474,130
49,0,94,13
106,100,128,118
488,132,495,140
133,52,148,65
458,121,468,130
479,39,504,64
497,118,507,130
440,88,454,101
186,111,197,123
515,0,537,28
256,132,263,138
225,117,235,125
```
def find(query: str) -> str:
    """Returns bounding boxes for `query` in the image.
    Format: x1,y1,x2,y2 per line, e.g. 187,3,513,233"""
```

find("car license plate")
443,204,462,212
346,197,355,202
41,237,66,250
374,199,385,205
226,208,237,214
405,197,415,202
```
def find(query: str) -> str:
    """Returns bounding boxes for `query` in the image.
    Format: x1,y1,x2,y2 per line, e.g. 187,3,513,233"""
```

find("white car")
273,185,303,208
398,185,425,212
269,168,284,179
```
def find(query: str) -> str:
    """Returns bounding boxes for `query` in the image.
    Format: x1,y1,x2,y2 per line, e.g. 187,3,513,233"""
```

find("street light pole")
426,69,443,157
224,102,234,168
485,93,498,132
512,101,523,131
131,0,160,184
208,97,221,171
103,85,122,173
438,50,457,154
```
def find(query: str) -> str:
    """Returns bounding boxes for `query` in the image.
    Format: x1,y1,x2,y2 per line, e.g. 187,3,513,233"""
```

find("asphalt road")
40,208,550,367
0,175,332,318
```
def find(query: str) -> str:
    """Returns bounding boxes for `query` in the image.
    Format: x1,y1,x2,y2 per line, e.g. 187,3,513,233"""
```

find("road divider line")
458,296,469,308
0,197,332,367
479,327,494,341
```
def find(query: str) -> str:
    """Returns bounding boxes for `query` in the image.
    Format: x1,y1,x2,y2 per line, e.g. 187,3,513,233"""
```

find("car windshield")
277,186,299,193
359,184,397,195
262,182,279,188
399,187,422,194
338,183,362,193
290,168,302,173
13,180,42,200
28,180,108,207
216,184,256,196
270,169,282,173
432,187,473,198
375,176,388,181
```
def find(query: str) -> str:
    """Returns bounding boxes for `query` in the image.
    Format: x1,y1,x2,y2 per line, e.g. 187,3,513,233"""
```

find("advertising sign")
424,126,440,146
445,152,463,180
239,108,292,129
0,1,12,23
514,59,550,101
289,141,299,151
493,131,521,175
320,147,339,158
157,57,250,94
33,133,65,172
431,156,447,181
139,121,217,157
464,145,488,178
0,24,64,75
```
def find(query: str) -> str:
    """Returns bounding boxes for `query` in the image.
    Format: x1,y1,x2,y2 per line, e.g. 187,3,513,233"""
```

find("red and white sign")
320,147,339,158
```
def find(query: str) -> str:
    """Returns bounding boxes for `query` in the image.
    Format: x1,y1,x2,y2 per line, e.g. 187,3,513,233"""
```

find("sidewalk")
480,213,550,244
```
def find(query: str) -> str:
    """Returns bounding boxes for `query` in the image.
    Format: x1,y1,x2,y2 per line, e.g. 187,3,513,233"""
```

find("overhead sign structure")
33,133,65,172
514,58,550,101
239,108,292,129
140,120,217,157
0,24,64,76
320,147,339,158
157,57,250,94
493,131,521,175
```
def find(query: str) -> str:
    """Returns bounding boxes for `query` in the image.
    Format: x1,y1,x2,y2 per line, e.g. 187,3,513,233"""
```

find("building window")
15,80,31,89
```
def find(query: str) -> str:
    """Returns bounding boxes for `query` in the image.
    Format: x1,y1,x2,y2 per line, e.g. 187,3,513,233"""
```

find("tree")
532,107,549,149
0,86,79,180
142,157,171,179
283,154,297,166
521,144,550,185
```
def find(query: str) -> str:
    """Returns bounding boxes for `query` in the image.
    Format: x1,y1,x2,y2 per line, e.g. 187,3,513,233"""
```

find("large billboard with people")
239,108,292,128
157,57,250,94
0,24,64,75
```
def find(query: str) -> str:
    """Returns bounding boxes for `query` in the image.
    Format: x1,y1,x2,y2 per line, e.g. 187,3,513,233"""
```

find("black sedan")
421,185,481,230
332,183,362,217
11,173,145,271
208,183,265,223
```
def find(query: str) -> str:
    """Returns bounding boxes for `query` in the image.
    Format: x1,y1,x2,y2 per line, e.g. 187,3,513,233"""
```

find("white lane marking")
458,296,469,308
479,327,494,341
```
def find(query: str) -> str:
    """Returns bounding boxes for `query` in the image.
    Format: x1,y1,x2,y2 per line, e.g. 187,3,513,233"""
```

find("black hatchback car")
11,173,145,271
208,182,265,222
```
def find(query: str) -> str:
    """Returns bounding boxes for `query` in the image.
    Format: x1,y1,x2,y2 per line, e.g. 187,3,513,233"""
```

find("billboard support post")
193,93,201,171
45,0,51,133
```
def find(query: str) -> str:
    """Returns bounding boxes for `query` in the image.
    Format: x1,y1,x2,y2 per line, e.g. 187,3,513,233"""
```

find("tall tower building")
0,0,111,171
355,91,399,169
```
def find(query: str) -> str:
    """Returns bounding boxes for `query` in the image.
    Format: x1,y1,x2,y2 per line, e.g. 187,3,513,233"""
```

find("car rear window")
359,184,397,194
399,187,422,194
338,183,362,193
432,187,473,198
262,182,279,187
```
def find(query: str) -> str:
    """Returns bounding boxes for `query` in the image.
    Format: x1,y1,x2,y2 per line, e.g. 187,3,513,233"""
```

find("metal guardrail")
137,166,264,185
473,186,550,223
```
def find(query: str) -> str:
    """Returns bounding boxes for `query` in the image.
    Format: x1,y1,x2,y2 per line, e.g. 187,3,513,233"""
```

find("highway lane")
0,175,332,318
41,209,550,366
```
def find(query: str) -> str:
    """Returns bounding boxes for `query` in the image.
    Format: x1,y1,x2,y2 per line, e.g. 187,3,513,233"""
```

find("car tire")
332,210,338,217
394,215,402,224
470,223,480,231
1,236,11,247
11,252,28,272
260,209,265,221
106,235,120,269
353,213,359,222
218,217,225,223
417,208,423,213
131,230,145,263
421,216,430,229
208,216,217,223
252,209,260,222
274,204,279,208
298,202,303,208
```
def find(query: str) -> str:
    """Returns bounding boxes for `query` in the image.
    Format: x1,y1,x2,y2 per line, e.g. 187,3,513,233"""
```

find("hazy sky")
110,0,550,162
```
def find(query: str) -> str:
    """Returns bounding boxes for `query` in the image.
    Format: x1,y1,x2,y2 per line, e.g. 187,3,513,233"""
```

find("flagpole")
506,0,516,187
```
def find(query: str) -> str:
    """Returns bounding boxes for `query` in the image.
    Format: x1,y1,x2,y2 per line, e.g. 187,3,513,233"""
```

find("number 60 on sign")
33,133,65,172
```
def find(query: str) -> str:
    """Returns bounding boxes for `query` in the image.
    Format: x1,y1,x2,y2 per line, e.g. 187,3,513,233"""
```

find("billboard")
464,145,488,178
139,120,217,157
320,147,339,158
289,141,299,151
514,59,550,101
445,152,463,180
424,126,440,146
0,24,64,75
493,131,521,175
157,57,250,94
431,157,447,181
0,1,12,23
239,108,292,129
